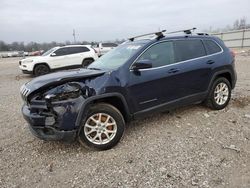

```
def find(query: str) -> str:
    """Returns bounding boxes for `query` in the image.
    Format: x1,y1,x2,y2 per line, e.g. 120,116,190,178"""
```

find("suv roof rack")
196,32,209,36
127,27,203,42
166,27,197,35
128,30,166,41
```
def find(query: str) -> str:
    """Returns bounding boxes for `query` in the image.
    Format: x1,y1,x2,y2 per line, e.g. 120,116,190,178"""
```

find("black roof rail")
128,30,166,41
196,33,209,36
166,27,197,35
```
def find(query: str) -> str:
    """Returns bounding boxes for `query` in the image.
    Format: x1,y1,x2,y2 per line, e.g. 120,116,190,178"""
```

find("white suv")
19,45,98,76
93,43,118,57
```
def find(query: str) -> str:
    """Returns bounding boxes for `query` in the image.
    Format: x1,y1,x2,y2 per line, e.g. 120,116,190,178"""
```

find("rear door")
202,39,223,69
168,38,213,99
66,47,90,66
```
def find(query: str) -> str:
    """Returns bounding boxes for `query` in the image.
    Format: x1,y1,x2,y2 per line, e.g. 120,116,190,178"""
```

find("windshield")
88,43,145,70
42,47,57,56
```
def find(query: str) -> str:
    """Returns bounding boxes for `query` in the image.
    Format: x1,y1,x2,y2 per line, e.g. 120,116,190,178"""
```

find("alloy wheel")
84,113,117,145
214,82,229,105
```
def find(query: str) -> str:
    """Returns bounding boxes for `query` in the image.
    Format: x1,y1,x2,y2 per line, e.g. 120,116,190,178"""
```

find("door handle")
206,60,215,64
168,68,180,73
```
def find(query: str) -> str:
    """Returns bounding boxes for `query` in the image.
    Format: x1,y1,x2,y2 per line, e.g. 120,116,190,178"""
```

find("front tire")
205,77,231,110
78,103,125,150
33,64,50,76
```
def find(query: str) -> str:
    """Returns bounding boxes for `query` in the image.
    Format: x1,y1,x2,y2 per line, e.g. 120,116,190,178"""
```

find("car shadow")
32,104,212,154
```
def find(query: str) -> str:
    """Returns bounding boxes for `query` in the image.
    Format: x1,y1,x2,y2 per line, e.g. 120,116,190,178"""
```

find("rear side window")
174,39,206,62
69,47,90,54
138,41,175,68
203,40,222,55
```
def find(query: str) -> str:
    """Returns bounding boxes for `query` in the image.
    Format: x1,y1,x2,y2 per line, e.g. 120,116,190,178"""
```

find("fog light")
45,116,55,126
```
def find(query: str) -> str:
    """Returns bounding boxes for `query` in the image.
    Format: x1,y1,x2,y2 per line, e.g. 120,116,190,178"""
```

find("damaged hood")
25,68,106,92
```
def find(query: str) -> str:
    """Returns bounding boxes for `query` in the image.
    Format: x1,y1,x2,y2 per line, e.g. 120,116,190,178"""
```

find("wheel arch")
208,70,233,91
82,57,95,67
82,57,95,63
75,93,132,128
33,62,51,74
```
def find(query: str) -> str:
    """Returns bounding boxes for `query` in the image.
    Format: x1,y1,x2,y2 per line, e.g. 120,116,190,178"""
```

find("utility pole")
73,29,76,44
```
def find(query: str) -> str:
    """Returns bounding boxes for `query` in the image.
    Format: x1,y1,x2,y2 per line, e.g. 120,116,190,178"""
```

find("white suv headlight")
23,59,33,63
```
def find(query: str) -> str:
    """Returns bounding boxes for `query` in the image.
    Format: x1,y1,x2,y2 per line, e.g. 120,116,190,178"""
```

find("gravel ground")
0,54,249,188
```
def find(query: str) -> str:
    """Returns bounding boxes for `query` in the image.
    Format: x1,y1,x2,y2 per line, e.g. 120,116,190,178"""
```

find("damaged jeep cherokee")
21,29,237,150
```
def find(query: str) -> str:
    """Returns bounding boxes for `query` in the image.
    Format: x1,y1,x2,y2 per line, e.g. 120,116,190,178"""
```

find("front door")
127,41,176,112
50,47,70,69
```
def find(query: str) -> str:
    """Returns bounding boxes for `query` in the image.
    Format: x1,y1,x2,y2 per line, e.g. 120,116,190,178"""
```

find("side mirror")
50,53,56,57
131,59,153,70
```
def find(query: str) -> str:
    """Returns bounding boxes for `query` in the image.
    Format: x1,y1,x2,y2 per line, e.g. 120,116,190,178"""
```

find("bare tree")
233,19,240,30
239,17,247,29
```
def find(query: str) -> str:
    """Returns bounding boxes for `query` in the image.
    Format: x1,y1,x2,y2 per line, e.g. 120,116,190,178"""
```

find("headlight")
44,83,82,102
23,59,33,63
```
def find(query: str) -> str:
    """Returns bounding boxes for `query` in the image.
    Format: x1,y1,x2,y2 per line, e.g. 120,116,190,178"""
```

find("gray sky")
0,0,250,43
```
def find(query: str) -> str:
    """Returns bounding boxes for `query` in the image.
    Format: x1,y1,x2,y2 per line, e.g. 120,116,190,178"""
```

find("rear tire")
33,64,50,76
78,103,125,150
205,77,231,110
82,59,94,68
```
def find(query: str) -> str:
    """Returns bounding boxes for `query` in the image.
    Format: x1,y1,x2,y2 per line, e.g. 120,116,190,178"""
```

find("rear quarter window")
203,40,222,55
174,39,206,62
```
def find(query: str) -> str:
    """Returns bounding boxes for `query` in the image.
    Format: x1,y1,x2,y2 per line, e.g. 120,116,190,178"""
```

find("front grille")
20,84,31,101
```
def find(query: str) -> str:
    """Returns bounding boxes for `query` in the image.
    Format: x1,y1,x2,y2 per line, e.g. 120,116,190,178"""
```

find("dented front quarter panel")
51,96,85,130
21,68,126,140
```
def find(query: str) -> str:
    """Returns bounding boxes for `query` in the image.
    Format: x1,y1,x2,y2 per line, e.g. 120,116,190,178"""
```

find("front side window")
174,39,206,62
203,40,222,55
137,41,175,68
54,48,69,56
42,47,58,56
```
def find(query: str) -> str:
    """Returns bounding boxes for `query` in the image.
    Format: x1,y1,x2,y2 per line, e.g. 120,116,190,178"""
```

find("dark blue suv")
21,30,237,150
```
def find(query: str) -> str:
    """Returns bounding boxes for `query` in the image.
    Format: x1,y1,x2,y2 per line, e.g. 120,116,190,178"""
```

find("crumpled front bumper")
22,101,77,142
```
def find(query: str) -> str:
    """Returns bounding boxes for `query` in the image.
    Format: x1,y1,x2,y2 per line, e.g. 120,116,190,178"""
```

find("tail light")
230,50,236,68
230,50,236,58
92,47,97,54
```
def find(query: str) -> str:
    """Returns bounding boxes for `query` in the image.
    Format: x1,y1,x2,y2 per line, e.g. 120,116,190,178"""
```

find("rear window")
174,39,206,62
203,40,222,55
